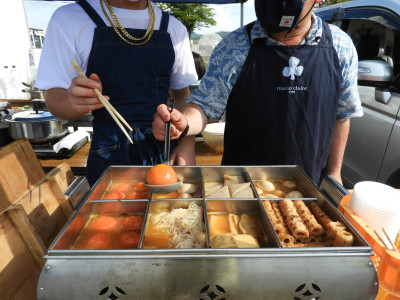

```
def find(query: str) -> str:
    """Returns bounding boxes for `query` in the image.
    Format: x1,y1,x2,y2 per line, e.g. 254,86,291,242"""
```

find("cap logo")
279,16,295,28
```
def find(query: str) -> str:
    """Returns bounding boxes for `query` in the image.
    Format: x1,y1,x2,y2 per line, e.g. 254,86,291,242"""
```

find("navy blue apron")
222,21,342,184
78,0,175,186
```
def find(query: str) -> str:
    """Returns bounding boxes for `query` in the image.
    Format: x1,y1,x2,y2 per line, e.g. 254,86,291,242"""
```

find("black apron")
222,21,342,184
77,0,175,186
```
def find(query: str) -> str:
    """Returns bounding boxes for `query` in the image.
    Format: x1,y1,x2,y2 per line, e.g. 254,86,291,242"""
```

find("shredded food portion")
151,203,205,248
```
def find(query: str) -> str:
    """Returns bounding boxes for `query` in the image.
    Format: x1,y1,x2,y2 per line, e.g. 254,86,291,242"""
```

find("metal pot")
21,82,46,100
3,110,68,143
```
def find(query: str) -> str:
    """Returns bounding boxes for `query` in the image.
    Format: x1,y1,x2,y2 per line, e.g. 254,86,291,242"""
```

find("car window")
331,8,400,76
324,7,400,114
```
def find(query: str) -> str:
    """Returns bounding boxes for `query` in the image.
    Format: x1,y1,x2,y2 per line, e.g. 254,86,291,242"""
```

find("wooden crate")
0,168,75,299
0,138,45,211
13,176,74,249
44,162,75,193
0,213,42,300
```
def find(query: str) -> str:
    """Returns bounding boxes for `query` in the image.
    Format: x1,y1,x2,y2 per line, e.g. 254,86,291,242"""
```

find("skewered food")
264,200,354,248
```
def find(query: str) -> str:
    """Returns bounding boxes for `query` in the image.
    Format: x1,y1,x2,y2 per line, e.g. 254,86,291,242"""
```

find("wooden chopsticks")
374,229,389,248
382,228,399,253
70,60,133,144
374,229,399,252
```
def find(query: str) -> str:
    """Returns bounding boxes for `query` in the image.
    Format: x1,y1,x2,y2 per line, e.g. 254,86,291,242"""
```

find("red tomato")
119,231,140,249
88,216,120,233
81,233,111,249
122,215,144,230
134,181,148,192
146,164,177,185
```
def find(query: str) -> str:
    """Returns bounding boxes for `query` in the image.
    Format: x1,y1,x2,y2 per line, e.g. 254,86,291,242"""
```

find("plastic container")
340,194,400,299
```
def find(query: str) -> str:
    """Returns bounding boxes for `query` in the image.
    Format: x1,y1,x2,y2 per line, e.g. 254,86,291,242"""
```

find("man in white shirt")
35,0,197,186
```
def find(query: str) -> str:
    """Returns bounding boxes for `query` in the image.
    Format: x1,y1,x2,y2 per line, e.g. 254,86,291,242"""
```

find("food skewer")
70,60,134,144
374,229,389,249
382,228,399,252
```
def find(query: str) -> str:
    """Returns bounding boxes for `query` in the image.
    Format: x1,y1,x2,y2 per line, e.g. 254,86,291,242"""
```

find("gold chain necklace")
103,0,155,41
100,0,155,46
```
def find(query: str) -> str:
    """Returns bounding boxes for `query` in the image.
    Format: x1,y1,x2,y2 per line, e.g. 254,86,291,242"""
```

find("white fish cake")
285,191,304,198
178,183,198,194
282,180,297,189
256,180,275,192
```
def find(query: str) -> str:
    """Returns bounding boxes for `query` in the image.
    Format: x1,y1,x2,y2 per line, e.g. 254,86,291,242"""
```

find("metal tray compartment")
37,166,379,300
52,199,149,250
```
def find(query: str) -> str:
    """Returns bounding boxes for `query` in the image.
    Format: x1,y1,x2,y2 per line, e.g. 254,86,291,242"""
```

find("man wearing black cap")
152,0,363,186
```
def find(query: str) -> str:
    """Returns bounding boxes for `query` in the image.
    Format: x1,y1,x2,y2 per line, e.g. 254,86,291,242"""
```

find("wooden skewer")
382,228,399,252
374,229,389,249
70,60,134,144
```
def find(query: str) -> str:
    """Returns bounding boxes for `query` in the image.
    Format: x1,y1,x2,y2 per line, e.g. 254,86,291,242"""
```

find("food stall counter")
39,140,223,175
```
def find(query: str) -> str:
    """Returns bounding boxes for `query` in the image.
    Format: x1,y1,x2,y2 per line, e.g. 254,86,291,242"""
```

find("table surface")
39,140,222,174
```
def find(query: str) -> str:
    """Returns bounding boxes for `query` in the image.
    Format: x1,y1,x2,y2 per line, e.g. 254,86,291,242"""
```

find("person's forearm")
325,119,350,183
182,103,209,136
170,87,190,112
45,88,85,121
173,135,196,165
170,87,208,136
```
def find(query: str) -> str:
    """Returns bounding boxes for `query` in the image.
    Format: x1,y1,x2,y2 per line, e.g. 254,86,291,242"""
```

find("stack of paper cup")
350,181,400,247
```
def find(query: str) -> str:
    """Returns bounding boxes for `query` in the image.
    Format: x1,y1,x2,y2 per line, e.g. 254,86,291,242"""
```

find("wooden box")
0,138,45,211
0,139,75,299
0,213,42,300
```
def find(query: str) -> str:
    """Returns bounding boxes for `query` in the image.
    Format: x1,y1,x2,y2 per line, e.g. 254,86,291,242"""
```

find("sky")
23,0,257,35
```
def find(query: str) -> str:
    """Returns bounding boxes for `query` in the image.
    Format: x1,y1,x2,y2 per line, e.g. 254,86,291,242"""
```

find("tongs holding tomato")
144,98,182,194
163,98,175,165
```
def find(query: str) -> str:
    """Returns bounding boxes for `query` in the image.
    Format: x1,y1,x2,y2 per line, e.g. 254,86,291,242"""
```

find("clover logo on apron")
283,56,304,80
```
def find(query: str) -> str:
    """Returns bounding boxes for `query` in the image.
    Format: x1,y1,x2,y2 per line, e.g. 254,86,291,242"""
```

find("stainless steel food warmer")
37,166,379,300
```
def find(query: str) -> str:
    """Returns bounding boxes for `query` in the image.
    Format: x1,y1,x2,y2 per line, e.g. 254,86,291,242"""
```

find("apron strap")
77,0,108,28
246,21,255,41
159,10,170,32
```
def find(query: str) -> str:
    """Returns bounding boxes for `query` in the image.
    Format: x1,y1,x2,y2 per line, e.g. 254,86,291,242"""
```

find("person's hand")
67,73,108,115
170,136,196,165
326,171,343,186
153,104,188,141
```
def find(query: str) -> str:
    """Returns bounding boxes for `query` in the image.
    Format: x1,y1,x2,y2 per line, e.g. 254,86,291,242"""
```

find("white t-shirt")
35,0,197,90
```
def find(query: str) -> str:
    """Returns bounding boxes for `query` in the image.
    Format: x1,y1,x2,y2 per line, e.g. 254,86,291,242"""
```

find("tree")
157,3,216,39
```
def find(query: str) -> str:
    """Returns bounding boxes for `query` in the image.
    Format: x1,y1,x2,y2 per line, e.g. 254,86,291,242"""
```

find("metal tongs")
163,98,175,165
144,98,182,194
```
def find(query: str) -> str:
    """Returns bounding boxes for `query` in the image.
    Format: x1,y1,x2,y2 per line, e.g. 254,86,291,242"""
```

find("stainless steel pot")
3,110,68,143
21,82,46,100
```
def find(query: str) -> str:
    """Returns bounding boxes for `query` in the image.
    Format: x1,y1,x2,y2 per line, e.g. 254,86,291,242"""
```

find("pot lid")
10,110,59,122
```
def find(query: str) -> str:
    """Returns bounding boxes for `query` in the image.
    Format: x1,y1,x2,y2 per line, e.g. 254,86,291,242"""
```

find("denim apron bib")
222,21,342,184
78,0,175,186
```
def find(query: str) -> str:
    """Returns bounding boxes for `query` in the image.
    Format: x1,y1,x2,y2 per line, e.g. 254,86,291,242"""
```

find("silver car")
317,0,400,189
